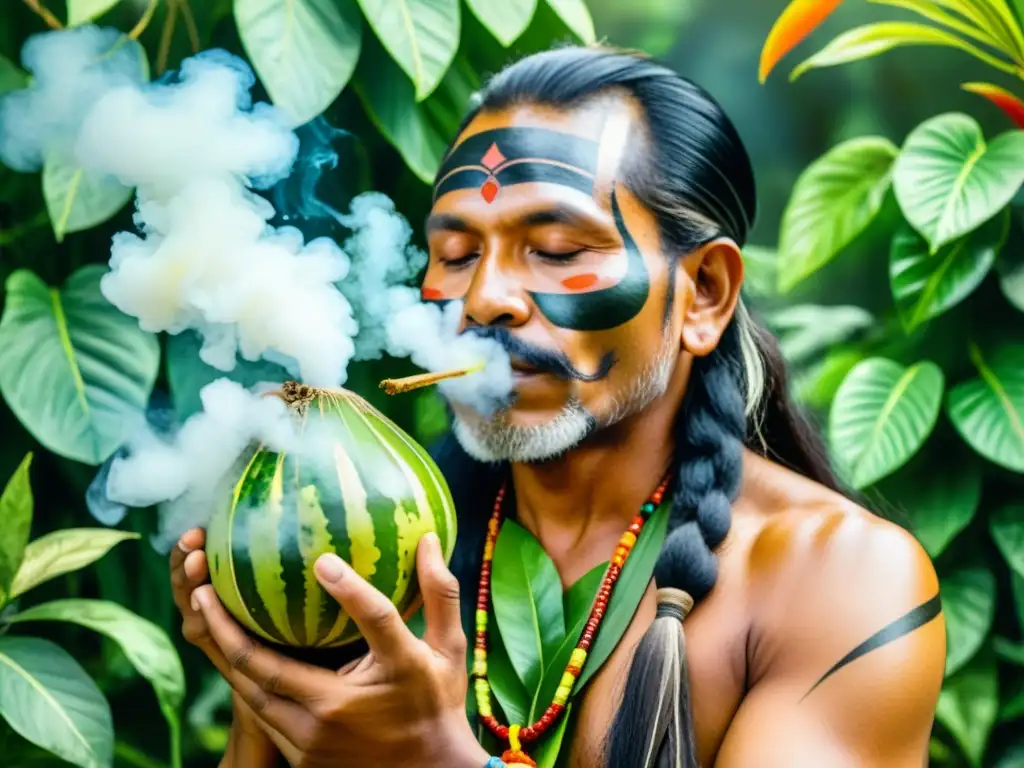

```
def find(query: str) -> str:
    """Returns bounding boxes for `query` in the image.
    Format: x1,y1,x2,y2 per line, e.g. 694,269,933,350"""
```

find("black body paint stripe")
528,184,650,331
437,127,599,181
434,163,594,200
801,593,942,701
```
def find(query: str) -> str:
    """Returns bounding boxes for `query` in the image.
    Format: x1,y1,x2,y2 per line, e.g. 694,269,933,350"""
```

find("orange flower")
759,0,845,83
962,82,1024,129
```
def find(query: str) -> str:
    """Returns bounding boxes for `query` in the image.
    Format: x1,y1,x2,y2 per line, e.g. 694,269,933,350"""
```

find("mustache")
465,326,616,382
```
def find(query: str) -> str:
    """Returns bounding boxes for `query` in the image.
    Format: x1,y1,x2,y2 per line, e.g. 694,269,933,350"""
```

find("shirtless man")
170,46,945,767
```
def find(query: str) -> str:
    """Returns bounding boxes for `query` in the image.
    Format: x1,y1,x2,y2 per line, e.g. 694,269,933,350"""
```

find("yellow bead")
554,685,571,705
473,660,488,677
477,699,492,717
475,647,486,662
484,541,495,559
621,531,637,548
559,671,576,690
570,649,587,668
476,609,487,628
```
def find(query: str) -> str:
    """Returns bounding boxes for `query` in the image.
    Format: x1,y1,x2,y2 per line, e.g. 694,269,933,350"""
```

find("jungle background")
1,0,1023,765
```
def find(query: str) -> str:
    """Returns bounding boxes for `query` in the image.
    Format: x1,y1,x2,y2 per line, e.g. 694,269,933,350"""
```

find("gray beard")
451,335,676,464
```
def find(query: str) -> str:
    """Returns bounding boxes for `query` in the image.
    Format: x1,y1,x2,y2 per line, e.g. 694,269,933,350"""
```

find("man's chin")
450,404,595,464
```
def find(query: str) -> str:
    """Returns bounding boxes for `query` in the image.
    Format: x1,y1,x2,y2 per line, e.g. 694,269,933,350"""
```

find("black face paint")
528,185,650,331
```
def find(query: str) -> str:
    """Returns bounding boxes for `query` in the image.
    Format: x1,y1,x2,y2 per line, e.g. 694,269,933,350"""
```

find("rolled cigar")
380,363,485,395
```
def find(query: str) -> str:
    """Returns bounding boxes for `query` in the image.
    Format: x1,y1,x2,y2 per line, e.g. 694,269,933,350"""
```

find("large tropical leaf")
356,0,460,101
353,40,449,183
889,211,1008,332
0,636,113,768
741,245,778,298
9,529,139,600
42,154,134,243
487,612,531,728
876,454,981,558
935,652,998,768
947,343,1024,472
235,0,362,127
765,304,874,365
991,505,1024,578
0,267,160,465
492,520,565,693
0,453,33,606
893,113,1024,253
67,0,121,26
829,358,945,489
758,0,844,82
467,0,537,46
776,137,898,292
546,0,596,42
8,599,185,716
942,568,996,676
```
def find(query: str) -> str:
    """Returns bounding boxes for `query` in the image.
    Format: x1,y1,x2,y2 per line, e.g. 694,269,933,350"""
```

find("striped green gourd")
206,382,456,648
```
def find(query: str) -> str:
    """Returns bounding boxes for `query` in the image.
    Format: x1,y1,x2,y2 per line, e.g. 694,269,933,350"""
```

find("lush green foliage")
757,1,1024,764
0,0,594,764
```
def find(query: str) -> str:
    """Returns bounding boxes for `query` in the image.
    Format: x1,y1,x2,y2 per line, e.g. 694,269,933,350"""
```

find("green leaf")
487,609,531,727
356,0,460,101
235,0,362,127
9,528,139,600
829,358,945,489
1002,688,1024,724
0,54,28,95
870,0,1020,57
935,651,998,768
353,39,449,183
875,455,981,558
765,304,874,365
492,520,566,693
0,453,33,604
994,635,1024,666
67,0,122,25
793,349,866,410
42,155,134,243
0,267,160,465
741,245,778,298
1014,572,1024,634
893,113,1024,253
776,137,898,292
7,599,185,718
532,701,572,768
0,636,113,768
791,22,1017,82
546,0,596,42
466,0,537,46
991,505,1024,577
947,343,1024,473
997,238,1024,313
890,212,1008,332
941,568,996,676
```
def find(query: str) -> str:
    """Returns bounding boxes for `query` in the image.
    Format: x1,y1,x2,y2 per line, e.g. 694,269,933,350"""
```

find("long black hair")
434,46,843,768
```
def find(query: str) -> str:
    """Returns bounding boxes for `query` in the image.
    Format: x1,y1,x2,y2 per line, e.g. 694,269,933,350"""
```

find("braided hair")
435,46,842,767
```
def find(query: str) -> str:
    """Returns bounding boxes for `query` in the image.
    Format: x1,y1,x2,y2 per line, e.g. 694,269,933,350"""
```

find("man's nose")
462,254,531,328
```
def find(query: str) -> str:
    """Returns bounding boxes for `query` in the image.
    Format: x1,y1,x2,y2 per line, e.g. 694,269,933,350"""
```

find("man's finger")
218,659,311,755
192,584,330,703
314,554,415,665
418,533,465,658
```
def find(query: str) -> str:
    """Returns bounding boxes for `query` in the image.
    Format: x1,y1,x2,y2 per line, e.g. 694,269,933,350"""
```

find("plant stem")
128,0,160,40
113,742,168,768
22,0,62,29
179,0,201,52
156,0,179,75
168,711,182,768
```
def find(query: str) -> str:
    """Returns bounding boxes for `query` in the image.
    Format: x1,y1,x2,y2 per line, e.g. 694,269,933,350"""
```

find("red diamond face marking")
481,178,499,203
480,142,506,169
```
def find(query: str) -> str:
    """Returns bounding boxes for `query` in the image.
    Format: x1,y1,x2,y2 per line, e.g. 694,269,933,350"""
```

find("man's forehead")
453,99,631,145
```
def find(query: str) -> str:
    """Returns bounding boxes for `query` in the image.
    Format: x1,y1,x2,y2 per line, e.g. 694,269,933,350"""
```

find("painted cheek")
421,287,444,300
560,273,600,291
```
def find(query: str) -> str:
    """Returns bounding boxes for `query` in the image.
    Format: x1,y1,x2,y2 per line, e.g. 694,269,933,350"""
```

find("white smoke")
0,27,514,543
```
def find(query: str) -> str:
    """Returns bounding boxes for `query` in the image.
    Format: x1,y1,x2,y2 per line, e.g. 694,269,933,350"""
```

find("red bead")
498,725,509,740
521,726,536,741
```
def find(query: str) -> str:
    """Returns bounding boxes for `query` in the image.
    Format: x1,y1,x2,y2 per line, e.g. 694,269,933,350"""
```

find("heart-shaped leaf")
765,304,874,365
67,0,122,26
941,567,996,676
0,636,113,768
467,0,537,46
10,529,139,600
353,39,449,183
0,267,161,465
8,599,185,719
875,454,981,558
492,520,565,693
829,358,945,489
777,137,898,292
356,0,460,101
893,113,1024,252
948,343,1024,473
546,0,596,42
991,505,1024,578
0,453,33,604
42,154,134,243
890,211,1008,332
235,0,362,127
935,651,998,768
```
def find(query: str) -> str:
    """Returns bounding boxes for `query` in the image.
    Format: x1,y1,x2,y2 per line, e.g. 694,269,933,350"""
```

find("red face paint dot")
561,273,599,291
481,179,499,203
421,287,443,300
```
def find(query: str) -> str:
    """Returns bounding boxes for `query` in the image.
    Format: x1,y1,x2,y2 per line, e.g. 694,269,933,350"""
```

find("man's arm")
715,512,945,767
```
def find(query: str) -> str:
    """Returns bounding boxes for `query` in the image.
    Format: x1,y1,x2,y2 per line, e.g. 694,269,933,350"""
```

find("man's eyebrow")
518,205,604,229
425,213,472,234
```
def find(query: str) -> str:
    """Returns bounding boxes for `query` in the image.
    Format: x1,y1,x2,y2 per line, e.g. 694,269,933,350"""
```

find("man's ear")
679,238,744,357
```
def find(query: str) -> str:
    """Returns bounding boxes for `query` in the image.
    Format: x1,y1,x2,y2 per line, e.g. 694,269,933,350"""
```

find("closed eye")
442,252,480,269
534,248,585,263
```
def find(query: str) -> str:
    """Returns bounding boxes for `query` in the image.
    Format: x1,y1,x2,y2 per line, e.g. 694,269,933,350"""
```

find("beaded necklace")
472,474,672,766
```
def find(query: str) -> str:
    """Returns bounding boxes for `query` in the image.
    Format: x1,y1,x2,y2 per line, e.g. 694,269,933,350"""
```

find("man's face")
423,98,687,462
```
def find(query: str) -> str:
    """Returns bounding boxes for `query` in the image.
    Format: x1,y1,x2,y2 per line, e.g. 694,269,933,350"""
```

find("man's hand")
173,529,488,767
